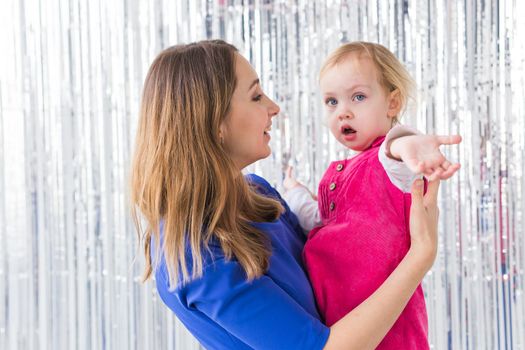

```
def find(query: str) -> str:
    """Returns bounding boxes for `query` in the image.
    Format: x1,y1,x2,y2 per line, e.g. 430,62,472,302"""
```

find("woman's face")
220,54,280,170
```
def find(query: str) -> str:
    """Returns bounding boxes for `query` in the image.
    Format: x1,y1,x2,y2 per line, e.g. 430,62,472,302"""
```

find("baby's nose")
338,111,354,120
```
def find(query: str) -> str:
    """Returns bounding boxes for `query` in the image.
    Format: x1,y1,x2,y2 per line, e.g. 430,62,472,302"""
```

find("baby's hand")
283,166,318,200
283,166,304,191
390,134,462,181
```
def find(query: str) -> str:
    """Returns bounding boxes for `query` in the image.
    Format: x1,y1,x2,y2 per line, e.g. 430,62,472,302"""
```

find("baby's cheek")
328,117,338,130
328,126,340,138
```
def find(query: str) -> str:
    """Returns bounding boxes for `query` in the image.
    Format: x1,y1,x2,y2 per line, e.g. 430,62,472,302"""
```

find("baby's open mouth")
341,126,356,135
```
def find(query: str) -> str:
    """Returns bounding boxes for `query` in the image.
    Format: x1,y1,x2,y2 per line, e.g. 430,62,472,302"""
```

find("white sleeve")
379,125,423,193
282,186,322,234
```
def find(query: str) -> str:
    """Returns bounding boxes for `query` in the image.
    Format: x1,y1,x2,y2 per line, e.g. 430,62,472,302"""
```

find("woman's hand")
407,178,440,270
390,134,462,181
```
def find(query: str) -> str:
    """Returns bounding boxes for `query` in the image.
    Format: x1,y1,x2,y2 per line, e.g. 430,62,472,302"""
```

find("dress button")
329,201,335,211
336,163,344,171
329,182,336,191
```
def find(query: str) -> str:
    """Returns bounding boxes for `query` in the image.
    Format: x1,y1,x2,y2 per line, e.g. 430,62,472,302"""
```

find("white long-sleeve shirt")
283,125,421,233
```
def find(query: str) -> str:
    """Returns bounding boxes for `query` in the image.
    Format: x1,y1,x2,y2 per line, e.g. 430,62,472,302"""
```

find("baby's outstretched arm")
388,130,462,181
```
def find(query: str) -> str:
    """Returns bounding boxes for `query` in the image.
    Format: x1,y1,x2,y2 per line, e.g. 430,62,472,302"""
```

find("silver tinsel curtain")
1,0,524,349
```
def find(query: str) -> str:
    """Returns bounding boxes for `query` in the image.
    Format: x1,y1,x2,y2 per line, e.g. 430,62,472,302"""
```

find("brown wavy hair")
130,40,283,287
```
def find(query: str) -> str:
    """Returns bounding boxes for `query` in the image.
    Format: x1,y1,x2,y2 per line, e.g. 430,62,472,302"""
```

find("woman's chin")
258,147,272,162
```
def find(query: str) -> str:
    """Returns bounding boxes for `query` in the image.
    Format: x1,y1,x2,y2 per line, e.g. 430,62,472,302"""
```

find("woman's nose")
269,99,280,117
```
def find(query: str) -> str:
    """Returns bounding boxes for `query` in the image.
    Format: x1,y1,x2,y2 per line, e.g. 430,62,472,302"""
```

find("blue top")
152,174,330,350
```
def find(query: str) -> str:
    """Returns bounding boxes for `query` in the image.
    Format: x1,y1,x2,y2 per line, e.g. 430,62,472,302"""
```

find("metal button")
329,201,335,211
329,182,336,191
336,163,344,171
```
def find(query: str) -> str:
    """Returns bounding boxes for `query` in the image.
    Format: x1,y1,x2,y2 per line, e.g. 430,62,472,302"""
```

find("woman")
130,40,443,349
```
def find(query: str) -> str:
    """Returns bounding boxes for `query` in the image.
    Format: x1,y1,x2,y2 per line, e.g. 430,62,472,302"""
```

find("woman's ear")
218,123,227,145
387,89,402,118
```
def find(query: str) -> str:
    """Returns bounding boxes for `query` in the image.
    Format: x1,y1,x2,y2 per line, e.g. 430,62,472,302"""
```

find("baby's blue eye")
325,98,337,106
353,94,366,102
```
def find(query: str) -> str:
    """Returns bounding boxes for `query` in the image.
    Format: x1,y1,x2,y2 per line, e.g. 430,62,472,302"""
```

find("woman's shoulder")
245,173,277,195
151,227,227,287
245,174,287,205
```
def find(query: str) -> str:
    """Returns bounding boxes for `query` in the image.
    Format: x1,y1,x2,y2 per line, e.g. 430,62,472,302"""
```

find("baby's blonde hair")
320,41,415,122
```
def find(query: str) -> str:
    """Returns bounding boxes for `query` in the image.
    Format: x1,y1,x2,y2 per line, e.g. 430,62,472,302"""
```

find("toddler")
284,42,461,349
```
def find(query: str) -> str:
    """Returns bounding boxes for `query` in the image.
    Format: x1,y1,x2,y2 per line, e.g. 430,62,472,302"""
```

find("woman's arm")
160,258,329,349
324,179,440,350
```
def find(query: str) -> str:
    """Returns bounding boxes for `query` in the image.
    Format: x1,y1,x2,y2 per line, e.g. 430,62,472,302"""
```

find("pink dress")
304,136,429,349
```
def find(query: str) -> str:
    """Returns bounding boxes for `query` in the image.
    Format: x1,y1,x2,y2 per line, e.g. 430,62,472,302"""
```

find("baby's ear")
387,89,402,118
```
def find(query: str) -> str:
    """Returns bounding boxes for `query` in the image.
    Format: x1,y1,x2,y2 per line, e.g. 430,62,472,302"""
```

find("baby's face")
320,54,399,151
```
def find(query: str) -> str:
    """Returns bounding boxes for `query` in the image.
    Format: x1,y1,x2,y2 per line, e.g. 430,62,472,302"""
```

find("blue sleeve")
246,174,305,240
178,258,330,349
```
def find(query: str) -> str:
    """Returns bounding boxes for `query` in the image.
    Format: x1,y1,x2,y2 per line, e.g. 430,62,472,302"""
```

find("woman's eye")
325,98,337,106
253,94,263,102
353,94,366,102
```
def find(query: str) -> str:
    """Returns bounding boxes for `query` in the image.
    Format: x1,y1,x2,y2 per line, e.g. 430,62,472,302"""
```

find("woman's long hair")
130,40,283,288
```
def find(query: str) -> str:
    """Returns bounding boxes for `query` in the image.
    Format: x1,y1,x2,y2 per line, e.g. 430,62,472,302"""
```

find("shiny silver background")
1,0,524,349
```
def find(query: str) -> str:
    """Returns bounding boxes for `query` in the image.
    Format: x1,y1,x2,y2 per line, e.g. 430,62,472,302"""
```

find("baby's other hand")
283,166,318,201
390,134,462,181
283,166,304,191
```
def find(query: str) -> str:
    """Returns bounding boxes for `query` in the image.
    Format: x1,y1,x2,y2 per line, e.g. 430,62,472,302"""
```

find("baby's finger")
419,160,433,173
441,160,451,170
428,167,444,181
436,134,462,146
422,169,434,179
286,166,293,178
439,163,461,179
420,162,436,177
424,156,445,169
